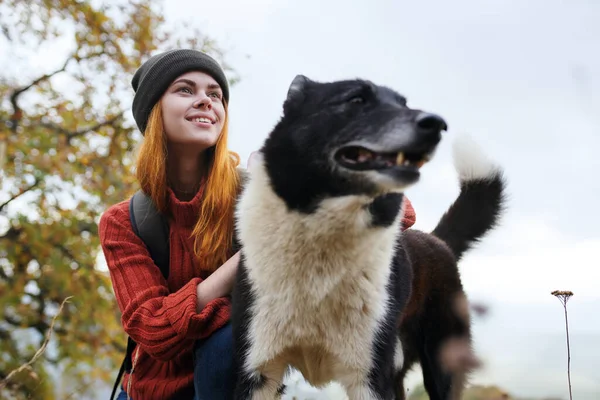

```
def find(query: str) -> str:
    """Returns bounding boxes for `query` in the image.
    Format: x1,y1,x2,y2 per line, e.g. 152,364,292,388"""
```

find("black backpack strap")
129,189,171,278
110,190,170,400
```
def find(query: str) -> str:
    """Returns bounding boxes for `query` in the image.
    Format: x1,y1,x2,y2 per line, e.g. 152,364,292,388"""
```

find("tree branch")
3,308,68,336
0,178,40,213
43,354,60,365
0,265,9,281
9,57,72,133
3,314,21,327
0,296,73,390
11,56,71,97
37,122,71,136
57,244,77,263
37,112,124,144
36,290,47,339
69,112,124,140
5,50,109,134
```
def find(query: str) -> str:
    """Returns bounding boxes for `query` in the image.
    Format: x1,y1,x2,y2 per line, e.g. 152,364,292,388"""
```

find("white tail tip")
452,134,501,181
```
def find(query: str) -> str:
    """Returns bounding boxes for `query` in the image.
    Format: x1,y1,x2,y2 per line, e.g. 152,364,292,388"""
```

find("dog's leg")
341,379,380,400
392,357,411,400
233,370,265,400
252,374,286,399
393,356,418,400
419,336,473,400
418,335,453,400
233,362,286,400
365,351,399,400
417,296,473,400
338,369,390,400
393,331,419,400
232,255,268,400
232,255,290,399
393,369,407,400
391,336,411,400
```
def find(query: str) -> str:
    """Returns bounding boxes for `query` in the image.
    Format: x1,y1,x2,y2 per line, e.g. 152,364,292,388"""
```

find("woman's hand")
196,251,241,311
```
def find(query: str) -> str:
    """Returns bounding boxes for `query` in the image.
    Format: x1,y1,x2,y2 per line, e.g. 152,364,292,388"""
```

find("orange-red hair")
135,102,241,272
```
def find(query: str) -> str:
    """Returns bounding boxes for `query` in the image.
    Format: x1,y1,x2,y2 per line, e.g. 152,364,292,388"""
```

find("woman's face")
161,71,226,150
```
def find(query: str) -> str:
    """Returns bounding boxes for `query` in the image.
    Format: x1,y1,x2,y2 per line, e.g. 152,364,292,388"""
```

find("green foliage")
0,0,235,398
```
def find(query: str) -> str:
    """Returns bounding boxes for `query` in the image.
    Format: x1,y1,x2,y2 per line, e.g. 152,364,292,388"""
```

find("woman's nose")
193,93,212,109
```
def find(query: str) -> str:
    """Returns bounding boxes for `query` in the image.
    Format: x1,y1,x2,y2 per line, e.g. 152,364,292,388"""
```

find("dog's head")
261,75,447,212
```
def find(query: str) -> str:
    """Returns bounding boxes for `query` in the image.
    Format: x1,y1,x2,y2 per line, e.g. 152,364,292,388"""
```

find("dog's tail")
432,134,507,261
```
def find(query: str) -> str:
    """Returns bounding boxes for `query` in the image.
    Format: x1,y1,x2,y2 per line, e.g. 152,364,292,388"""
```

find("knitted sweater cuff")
163,277,231,340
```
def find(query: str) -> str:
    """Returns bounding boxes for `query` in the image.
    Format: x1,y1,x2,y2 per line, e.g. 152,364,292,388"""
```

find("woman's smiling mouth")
186,115,216,126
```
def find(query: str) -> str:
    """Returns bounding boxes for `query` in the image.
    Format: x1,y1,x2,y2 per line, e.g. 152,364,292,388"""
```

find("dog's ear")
283,74,311,114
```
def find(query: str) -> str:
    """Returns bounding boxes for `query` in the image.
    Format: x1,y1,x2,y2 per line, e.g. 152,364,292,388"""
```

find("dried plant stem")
563,301,573,400
552,290,574,400
0,296,73,390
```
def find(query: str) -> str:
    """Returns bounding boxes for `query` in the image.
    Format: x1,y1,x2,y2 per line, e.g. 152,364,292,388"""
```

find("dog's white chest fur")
236,161,403,383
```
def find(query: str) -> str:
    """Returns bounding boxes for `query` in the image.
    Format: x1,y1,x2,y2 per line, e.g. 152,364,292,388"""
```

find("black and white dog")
231,75,506,400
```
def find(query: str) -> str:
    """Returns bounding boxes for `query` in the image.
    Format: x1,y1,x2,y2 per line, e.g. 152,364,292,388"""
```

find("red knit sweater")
99,185,417,400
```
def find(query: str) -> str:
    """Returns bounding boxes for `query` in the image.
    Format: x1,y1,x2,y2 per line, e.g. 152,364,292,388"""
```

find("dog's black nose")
415,112,448,134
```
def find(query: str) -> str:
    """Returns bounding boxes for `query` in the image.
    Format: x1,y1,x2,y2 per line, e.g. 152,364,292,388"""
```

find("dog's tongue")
356,149,373,163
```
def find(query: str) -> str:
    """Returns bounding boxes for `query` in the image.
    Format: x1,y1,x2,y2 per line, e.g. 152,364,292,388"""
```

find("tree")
0,1,236,398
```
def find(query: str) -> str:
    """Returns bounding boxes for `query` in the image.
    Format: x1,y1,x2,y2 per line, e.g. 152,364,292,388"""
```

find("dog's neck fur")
238,156,407,258
237,156,406,306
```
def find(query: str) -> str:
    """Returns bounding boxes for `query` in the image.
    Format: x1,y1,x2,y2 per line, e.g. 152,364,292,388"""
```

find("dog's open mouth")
335,146,431,171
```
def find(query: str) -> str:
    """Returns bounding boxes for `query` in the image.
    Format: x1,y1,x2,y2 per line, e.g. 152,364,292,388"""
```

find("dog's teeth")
396,152,405,165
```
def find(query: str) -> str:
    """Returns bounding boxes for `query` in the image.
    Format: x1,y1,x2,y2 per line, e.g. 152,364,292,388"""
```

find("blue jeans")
116,322,235,400
194,321,235,400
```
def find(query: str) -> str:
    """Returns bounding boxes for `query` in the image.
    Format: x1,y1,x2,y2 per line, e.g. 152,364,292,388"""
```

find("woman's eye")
178,87,193,94
209,92,222,100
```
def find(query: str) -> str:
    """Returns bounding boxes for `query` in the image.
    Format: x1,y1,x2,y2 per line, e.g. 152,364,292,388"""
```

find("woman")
99,48,418,400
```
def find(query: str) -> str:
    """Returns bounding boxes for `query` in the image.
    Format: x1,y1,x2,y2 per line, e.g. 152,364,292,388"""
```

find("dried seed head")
551,290,574,306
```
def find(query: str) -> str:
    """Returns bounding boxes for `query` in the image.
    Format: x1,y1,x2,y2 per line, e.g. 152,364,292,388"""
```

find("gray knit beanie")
131,49,230,134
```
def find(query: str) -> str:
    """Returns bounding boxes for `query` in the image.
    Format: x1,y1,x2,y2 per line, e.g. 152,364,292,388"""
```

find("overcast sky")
162,0,599,398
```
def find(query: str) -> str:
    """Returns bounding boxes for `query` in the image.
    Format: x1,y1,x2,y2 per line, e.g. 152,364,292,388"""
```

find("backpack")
110,189,170,400
109,168,249,400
